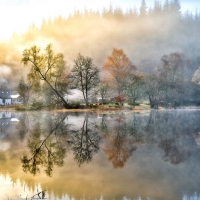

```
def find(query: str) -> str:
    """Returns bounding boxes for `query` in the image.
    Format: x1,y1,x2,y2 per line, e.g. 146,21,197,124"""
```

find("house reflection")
0,112,20,139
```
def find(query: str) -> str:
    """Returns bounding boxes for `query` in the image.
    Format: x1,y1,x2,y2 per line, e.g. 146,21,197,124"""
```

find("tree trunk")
44,78,68,108
149,96,154,109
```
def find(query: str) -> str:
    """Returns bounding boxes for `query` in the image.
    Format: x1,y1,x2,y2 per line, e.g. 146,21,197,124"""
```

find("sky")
0,0,199,41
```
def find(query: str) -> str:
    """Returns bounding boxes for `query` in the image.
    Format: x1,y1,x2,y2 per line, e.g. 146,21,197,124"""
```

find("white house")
10,92,21,104
0,89,22,105
0,89,12,105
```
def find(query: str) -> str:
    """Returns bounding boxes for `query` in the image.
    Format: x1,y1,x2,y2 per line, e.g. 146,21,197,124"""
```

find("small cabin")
0,89,12,105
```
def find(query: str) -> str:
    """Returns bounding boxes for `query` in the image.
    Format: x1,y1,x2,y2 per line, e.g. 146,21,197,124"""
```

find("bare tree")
158,52,187,107
125,74,144,107
98,77,110,104
142,74,160,109
70,53,100,106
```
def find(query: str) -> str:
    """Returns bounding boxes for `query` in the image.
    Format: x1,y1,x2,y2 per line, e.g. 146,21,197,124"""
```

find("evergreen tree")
132,6,138,18
153,0,162,14
114,7,124,19
84,8,90,18
194,9,200,23
139,0,147,17
170,0,181,15
41,18,47,31
102,4,113,19
163,0,170,13
108,3,114,16
73,9,83,19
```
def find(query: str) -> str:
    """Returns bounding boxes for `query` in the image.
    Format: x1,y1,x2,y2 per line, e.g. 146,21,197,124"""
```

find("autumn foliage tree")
103,48,136,96
21,44,69,108
114,95,126,105
192,67,200,84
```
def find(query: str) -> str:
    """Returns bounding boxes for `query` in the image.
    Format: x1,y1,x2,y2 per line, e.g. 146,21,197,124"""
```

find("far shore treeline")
1,0,200,109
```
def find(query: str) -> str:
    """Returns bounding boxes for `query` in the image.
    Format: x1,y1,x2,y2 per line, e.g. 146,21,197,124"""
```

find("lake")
1,109,200,200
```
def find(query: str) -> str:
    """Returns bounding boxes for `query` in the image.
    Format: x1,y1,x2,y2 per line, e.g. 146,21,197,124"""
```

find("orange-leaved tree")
103,48,136,95
114,95,126,105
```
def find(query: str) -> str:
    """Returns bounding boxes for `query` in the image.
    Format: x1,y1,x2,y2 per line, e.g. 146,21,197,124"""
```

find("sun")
0,1,70,41
0,5,31,41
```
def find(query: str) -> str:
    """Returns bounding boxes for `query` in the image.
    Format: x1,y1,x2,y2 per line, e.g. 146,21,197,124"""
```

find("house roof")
0,89,11,99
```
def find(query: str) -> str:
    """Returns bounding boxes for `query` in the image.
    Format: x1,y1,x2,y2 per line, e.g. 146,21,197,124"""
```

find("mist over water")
0,110,200,199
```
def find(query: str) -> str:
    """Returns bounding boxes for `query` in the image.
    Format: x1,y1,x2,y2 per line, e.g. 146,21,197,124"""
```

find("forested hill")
1,0,200,85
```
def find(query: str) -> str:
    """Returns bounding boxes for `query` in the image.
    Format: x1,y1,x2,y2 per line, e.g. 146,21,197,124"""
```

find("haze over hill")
0,0,200,88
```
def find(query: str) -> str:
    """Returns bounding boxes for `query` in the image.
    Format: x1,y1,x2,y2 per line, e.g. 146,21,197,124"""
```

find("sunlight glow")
0,0,198,41
0,175,42,199
0,142,10,150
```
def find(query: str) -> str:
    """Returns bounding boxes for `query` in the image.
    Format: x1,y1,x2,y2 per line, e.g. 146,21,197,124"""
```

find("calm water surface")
1,110,200,200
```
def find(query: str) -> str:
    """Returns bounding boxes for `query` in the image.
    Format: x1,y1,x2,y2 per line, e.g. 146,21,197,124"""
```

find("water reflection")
0,112,19,140
67,115,100,166
144,110,200,164
102,113,137,168
21,113,68,176
17,112,29,141
20,113,101,176
1,110,200,199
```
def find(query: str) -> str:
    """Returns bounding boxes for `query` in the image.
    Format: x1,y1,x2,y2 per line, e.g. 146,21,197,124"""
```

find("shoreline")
0,105,200,113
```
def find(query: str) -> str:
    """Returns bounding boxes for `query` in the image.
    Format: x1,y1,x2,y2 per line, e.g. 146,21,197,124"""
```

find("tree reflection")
17,113,30,141
19,110,200,175
144,110,198,165
98,114,109,135
127,112,145,144
100,110,200,167
3,110,200,199
21,113,69,176
68,115,100,166
103,113,137,168
159,138,190,164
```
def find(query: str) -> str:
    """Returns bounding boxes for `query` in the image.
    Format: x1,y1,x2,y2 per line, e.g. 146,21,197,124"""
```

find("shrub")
30,100,44,110
128,102,140,106
15,105,27,111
